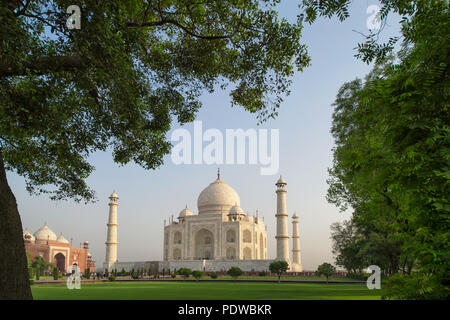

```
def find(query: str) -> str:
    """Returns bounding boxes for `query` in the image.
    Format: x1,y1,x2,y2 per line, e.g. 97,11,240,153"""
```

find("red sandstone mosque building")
23,223,95,273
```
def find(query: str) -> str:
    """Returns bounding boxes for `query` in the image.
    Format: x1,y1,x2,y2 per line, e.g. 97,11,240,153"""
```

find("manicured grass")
31,281,383,300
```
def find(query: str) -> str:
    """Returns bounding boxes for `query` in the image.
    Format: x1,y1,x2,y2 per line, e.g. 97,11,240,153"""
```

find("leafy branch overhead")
301,0,427,63
0,0,310,202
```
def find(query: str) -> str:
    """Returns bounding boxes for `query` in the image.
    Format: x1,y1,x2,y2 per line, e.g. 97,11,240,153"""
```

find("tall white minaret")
292,212,302,270
105,191,119,269
275,176,290,263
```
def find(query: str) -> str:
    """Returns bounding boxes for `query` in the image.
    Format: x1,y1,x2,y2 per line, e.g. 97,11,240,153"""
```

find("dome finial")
217,168,221,180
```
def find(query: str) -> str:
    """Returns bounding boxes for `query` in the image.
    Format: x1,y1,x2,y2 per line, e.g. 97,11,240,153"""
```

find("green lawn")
31,281,383,300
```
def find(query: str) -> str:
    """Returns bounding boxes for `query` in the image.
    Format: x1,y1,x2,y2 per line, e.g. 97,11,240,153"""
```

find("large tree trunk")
0,150,32,299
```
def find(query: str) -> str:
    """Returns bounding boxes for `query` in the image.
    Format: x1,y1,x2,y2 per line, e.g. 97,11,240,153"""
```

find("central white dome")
197,177,240,215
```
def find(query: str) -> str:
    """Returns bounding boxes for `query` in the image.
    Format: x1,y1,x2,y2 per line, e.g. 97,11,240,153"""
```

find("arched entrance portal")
194,229,214,260
54,253,65,273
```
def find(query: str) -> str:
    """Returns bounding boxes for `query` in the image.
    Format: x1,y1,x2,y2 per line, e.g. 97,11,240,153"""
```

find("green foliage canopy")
192,270,204,280
0,0,310,202
316,263,335,283
177,267,191,278
327,0,449,299
227,266,243,280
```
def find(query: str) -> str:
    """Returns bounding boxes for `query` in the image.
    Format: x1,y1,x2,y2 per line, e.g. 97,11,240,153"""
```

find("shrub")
209,273,218,279
108,275,116,281
382,273,449,300
171,273,176,279
227,267,243,280
132,273,139,280
29,279,34,285
84,268,91,280
53,267,59,280
35,267,40,280
192,270,204,280
178,268,192,279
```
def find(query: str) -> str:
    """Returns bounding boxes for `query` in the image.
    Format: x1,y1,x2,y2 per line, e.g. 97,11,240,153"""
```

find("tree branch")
0,55,84,78
126,19,232,40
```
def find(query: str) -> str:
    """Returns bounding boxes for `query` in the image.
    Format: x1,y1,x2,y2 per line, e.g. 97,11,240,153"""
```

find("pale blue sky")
9,1,400,270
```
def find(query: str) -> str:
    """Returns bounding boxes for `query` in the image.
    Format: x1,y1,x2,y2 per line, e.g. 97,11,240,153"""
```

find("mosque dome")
56,233,69,243
178,206,193,218
33,223,57,242
228,203,244,216
23,228,35,242
197,173,240,215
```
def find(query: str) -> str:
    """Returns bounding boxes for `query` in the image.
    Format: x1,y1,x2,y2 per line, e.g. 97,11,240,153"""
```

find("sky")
9,1,400,271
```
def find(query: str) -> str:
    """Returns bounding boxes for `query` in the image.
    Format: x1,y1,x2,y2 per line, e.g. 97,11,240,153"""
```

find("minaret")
292,212,302,268
105,191,119,269
275,176,290,263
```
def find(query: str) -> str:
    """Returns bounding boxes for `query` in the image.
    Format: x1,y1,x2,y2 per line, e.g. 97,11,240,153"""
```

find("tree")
316,263,336,284
31,256,49,273
192,270,204,281
269,260,289,283
227,267,243,280
0,0,311,299
177,268,191,279
330,220,365,275
327,1,449,298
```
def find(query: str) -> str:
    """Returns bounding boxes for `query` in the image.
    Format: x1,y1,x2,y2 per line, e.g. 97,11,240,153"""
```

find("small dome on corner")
57,233,69,243
179,206,193,218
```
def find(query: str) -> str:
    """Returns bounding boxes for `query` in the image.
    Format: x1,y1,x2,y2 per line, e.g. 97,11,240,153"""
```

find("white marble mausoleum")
103,171,302,273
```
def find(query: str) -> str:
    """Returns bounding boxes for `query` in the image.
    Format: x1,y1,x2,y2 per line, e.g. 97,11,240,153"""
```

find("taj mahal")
103,170,302,273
